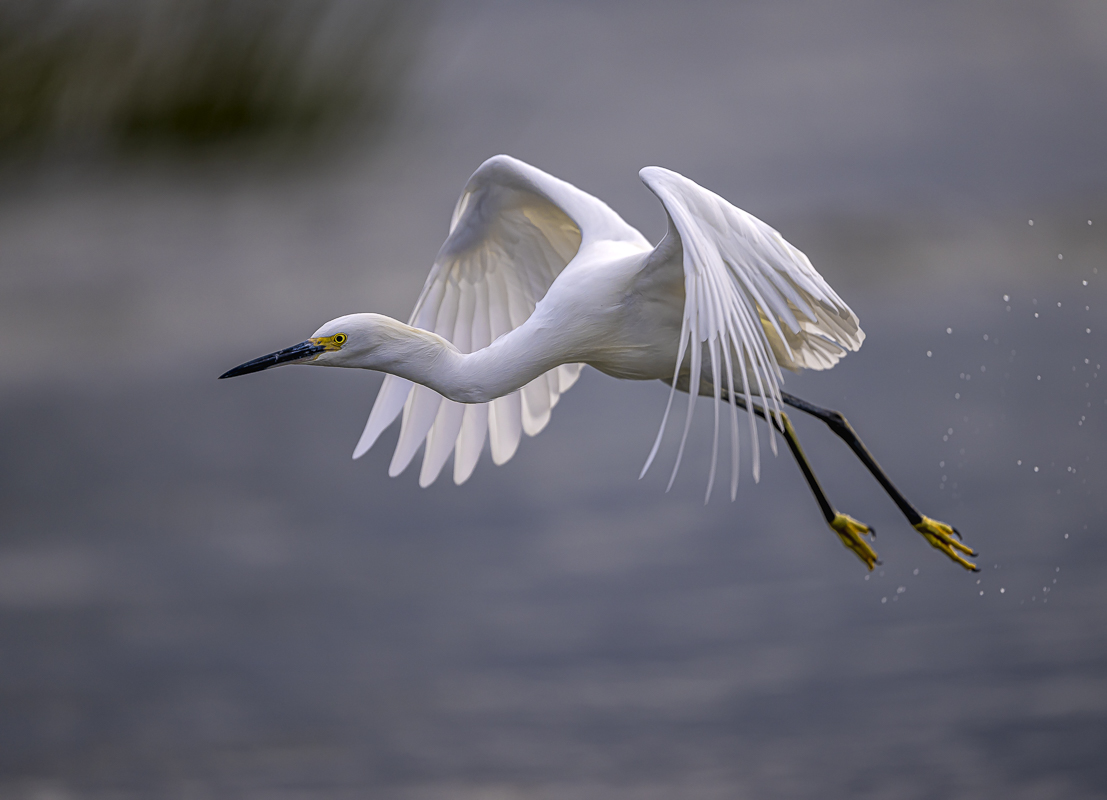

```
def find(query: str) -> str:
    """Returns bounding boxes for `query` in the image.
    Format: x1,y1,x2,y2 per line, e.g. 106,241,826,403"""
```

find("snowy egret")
221,155,977,571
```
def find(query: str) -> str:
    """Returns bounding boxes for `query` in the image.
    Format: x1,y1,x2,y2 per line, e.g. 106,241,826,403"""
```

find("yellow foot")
830,513,879,571
913,516,979,571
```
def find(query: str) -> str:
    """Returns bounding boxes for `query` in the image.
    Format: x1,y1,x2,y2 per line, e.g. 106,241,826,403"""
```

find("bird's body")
222,155,979,571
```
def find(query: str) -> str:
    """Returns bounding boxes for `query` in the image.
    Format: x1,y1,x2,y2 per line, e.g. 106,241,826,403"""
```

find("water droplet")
1058,254,1063,260
881,597,887,604
946,327,952,334
1034,466,1039,472
1000,587,1005,593
927,350,932,357
1003,294,1010,302
913,568,919,575
1028,219,1034,225
1017,460,1022,465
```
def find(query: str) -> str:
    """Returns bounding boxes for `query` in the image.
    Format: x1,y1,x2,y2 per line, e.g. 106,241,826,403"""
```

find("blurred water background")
2,1,1106,798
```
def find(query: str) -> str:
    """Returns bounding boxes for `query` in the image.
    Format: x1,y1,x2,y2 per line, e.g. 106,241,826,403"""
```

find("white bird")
221,155,977,571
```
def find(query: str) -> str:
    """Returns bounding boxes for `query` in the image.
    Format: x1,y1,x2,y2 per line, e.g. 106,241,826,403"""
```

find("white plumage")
340,155,862,498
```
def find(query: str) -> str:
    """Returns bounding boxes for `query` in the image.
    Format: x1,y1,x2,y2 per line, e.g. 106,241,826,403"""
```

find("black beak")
219,340,325,379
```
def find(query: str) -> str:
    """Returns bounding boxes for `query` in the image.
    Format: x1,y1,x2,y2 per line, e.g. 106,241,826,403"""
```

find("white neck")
351,316,563,404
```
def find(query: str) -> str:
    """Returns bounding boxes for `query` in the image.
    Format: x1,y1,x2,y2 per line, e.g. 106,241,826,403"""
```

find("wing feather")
353,375,411,459
420,400,465,487
454,403,489,484
557,363,581,394
388,385,442,477
639,166,863,500
356,156,645,484
520,375,552,436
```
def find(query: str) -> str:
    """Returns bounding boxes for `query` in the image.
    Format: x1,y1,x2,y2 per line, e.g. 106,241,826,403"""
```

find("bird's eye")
334,333,347,345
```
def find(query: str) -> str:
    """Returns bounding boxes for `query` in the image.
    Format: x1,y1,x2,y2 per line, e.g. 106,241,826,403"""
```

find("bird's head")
219,313,395,379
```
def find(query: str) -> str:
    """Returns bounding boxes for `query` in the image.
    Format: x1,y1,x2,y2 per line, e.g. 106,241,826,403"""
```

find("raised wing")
354,155,648,486
638,166,864,502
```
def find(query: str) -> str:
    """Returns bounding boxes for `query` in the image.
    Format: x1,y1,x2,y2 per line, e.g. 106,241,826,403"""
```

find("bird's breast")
579,287,686,382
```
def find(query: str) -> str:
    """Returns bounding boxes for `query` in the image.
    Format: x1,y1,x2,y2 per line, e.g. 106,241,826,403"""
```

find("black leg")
778,391,978,571
779,392,923,525
715,391,879,569
676,377,977,570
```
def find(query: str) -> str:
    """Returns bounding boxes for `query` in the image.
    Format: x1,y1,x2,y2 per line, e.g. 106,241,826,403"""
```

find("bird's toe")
830,513,879,571
913,516,978,571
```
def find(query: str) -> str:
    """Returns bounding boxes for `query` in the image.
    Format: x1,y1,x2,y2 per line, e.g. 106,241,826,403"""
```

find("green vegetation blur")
0,0,422,158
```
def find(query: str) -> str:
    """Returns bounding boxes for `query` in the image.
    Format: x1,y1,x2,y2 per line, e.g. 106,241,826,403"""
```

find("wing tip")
477,153,521,173
639,165,673,187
